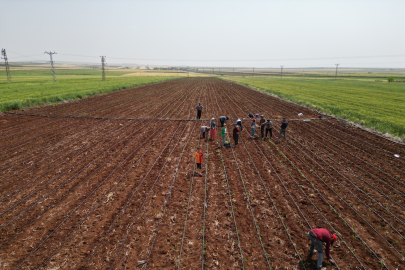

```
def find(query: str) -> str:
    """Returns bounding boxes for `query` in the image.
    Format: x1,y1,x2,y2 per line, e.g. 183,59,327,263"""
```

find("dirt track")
0,77,404,269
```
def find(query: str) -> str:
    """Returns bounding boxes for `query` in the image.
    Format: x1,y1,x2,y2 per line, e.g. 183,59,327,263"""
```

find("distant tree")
387,76,395,82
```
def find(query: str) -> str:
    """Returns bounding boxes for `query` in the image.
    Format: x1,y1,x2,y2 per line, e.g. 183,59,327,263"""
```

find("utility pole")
100,56,106,81
335,64,340,79
44,51,57,82
187,66,189,77
253,67,255,77
280,65,284,79
233,68,235,76
1,49,11,83
212,68,214,75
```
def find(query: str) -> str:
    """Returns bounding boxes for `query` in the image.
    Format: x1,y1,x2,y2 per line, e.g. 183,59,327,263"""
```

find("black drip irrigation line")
0,118,125,180
82,82,200,269
219,84,314,269
136,122,195,270
225,84,396,267
84,121,189,269
308,122,405,174
219,88,273,269
0,118,154,234
285,127,405,245
42,86,198,269
0,119,77,154
113,87,202,270
0,119,123,184
318,120,405,162
14,85,194,269
12,119,170,269
276,139,389,269
220,84,357,269
176,86,205,270
334,118,405,147
208,84,245,269
2,112,330,122
296,122,405,211
0,84,189,198
0,117,151,207
306,123,405,188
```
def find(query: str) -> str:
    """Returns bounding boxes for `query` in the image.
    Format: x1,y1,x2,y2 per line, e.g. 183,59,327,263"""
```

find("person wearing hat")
209,118,217,140
307,228,337,269
196,103,203,119
236,118,243,131
259,115,266,139
194,146,203,176
250,119,257,137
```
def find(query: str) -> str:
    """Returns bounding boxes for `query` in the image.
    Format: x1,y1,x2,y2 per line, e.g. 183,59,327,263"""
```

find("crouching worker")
200,125,210,139
219,116,229,127
307,228,337,269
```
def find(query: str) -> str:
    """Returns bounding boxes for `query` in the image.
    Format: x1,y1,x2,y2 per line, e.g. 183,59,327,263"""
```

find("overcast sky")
1,0,405,68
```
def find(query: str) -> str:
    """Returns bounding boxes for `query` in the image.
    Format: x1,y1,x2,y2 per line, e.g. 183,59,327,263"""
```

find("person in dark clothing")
307,228,337,269
196,103,203,119
219,116,229,127
259,115,266,139
264,119,273,139
276,118,288,142
232,123,240,147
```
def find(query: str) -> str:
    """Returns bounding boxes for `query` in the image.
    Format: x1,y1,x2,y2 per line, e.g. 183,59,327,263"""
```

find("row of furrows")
0,79,199,269
220,80,404,268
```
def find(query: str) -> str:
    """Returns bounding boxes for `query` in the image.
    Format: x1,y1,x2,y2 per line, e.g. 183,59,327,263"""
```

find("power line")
56,52,405,62
44,51,57,82
1,49,12,83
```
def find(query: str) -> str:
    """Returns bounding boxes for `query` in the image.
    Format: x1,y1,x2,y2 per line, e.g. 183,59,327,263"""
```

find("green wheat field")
224,76,405,139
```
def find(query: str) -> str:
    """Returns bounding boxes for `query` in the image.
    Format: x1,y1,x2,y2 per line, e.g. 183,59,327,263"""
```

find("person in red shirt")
307,228,337,269
194,146,203,176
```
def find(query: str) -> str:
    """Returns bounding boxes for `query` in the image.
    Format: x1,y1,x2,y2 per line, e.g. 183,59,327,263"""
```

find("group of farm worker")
194,103,337,269
197,113,289,148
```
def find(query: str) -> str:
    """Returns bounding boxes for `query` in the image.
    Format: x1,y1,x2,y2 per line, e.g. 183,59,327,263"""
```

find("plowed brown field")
0,78,404,270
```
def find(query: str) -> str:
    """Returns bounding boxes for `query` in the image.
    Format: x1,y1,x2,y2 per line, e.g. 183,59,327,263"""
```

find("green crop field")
0,66,187,112
223,76,405,139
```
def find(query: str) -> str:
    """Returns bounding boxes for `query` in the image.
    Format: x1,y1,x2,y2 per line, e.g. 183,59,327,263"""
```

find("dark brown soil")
0,78,404,270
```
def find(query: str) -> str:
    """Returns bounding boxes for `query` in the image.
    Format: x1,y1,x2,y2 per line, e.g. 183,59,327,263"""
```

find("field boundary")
221,77,405,145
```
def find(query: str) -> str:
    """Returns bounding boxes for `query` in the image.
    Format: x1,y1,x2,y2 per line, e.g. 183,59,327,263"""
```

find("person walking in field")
210,118,217,140
259,115,266,139
307,228,337,269
250,119,257,137
200,125,210,139
194,146,203,176
264,119,273,139
196,103,203,119
233,123,240,147
219,116,229,127
221,124,227,147
276,118,288,142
